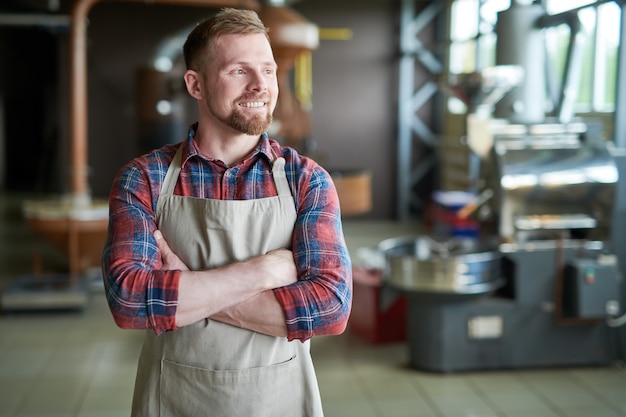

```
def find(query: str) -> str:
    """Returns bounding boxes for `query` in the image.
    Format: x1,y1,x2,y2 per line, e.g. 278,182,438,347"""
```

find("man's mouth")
239,101,266,108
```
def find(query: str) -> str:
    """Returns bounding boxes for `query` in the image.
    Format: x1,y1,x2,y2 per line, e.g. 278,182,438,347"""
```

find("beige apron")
131,145,324,417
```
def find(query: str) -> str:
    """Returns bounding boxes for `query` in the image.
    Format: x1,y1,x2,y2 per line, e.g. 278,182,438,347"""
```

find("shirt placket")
221,167,239,200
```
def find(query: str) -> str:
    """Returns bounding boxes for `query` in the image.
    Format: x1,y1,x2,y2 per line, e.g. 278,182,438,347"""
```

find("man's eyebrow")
229,60,277,66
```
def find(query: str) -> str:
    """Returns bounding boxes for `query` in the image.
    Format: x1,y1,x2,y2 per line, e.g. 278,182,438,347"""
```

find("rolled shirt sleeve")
102,151,181,335
273,166,353,341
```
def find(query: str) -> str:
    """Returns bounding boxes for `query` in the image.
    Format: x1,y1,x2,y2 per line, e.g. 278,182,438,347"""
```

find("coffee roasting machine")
378,1,626,372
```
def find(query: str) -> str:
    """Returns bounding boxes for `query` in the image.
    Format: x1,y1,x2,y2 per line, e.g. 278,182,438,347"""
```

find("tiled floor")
1,194,626,417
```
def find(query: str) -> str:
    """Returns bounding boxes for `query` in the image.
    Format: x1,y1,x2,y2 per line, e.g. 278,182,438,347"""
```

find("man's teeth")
240,102,265,108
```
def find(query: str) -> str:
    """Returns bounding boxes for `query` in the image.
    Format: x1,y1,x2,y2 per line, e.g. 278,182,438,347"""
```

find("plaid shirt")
102,125,352,341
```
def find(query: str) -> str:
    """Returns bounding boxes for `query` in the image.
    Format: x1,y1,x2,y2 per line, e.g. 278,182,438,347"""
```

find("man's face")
202,33,278,136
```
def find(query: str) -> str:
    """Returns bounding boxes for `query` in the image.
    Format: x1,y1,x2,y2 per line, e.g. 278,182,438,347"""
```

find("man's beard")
226,108,273,136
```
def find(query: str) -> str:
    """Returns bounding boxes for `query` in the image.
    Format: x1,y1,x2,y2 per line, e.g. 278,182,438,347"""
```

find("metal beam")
614,0,626,147
0,13,69,28
396,0,445,220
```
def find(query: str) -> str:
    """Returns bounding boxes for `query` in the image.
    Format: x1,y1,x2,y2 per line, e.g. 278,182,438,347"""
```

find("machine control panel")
564,257,621,319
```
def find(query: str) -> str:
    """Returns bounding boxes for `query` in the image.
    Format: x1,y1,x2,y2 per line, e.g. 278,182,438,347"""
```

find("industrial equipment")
381,1,626,372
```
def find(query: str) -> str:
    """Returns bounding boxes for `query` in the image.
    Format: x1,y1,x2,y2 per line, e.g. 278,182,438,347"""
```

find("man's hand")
155,230,189,271
251,248,298,288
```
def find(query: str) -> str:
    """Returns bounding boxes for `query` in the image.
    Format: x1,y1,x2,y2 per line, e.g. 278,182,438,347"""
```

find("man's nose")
249,70,269,91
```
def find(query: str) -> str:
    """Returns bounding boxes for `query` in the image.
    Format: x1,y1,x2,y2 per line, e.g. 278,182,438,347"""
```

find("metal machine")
381,1,626,373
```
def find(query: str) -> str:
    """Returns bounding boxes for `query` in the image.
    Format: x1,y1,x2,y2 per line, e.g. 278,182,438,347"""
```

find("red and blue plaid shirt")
102,124,352,341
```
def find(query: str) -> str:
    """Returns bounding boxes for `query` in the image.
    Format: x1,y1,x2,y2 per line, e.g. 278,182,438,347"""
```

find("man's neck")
194,123,261,166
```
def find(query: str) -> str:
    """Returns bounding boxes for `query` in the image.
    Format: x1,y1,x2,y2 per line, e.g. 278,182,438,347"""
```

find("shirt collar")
181,123,274,166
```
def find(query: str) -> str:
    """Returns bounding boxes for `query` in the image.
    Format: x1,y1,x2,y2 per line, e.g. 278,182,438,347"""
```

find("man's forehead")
213,33,276,65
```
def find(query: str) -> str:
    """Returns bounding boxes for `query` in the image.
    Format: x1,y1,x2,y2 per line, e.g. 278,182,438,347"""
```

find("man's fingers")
154,229,167,250
154,230,189,271
155,230,173,258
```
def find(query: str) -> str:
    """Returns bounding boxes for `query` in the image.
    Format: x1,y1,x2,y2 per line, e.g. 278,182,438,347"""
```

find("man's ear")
183,70,203,100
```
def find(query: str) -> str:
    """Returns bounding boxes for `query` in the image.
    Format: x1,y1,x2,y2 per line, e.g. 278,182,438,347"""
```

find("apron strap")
272,157,291,197
160,144,184,197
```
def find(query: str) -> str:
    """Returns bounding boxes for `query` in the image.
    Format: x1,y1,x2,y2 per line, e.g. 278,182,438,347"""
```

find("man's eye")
235,69,245,74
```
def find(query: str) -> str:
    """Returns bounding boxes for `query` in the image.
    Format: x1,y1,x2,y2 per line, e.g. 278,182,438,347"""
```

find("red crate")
348,267,407,344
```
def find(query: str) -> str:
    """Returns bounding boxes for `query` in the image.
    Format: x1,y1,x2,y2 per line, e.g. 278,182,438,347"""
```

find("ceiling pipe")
68,0,260,206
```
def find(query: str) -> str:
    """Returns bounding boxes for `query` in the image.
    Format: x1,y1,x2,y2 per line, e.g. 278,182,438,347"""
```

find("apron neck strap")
271,157,291,197
160,144,184,197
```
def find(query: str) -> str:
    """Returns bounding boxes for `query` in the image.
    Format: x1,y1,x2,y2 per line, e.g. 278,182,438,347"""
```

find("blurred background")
2,1,626,416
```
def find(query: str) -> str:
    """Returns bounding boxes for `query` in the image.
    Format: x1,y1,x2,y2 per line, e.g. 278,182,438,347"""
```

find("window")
448,0,621,114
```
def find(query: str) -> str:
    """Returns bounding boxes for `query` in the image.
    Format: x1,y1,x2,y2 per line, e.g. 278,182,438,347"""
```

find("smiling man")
101,8,352,417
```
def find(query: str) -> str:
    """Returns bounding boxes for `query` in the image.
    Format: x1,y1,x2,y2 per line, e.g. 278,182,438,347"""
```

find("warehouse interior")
2,0,626,416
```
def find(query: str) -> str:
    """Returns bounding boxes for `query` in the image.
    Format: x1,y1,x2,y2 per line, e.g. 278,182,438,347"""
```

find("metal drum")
378,236,503,296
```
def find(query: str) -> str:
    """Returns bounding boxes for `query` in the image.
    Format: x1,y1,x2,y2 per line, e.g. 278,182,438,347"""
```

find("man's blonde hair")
183,8,270,72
